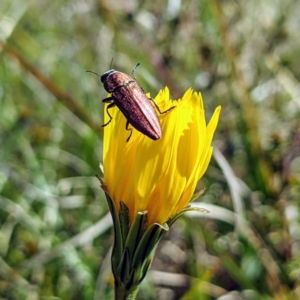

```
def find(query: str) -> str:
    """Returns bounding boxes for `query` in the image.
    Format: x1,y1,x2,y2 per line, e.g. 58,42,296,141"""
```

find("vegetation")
1,0,300,299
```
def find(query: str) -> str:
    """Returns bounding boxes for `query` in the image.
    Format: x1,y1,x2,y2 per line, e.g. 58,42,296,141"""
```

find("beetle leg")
112,80,135,92
149,98,176,114
102,101,116,127
102,96,114,103
131,62,140,80
125,120,133,142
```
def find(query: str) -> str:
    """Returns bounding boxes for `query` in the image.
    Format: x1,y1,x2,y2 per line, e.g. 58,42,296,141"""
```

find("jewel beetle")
87,63,174,142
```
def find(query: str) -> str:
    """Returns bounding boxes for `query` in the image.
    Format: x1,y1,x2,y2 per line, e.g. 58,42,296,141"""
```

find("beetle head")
101,69,116,83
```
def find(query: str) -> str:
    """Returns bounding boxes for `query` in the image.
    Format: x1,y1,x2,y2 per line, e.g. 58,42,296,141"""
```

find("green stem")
114,282,139,300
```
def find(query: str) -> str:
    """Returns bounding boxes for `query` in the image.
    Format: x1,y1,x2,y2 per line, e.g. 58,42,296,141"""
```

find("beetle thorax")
102,70,135,93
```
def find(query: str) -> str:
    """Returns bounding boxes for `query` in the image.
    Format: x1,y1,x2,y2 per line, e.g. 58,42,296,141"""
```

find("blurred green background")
1,0,300,299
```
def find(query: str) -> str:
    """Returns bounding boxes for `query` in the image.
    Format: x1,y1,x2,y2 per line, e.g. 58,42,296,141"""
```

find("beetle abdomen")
113,80,162,140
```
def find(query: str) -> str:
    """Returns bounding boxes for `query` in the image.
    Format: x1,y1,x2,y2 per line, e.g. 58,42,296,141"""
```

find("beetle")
87,63,174,142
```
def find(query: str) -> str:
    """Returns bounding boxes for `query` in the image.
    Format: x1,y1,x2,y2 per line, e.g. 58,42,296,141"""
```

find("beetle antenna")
132,62,140,80
86,70,101,77
110,57,114,69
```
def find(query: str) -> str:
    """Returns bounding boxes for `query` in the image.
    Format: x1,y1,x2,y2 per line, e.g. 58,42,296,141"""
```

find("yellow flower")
103,87,221,225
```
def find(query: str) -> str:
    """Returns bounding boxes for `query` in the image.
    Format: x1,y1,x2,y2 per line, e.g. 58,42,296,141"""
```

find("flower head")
103,87,221,226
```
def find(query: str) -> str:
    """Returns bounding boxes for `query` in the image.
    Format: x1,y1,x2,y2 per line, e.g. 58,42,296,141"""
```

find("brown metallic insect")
87,63,174,141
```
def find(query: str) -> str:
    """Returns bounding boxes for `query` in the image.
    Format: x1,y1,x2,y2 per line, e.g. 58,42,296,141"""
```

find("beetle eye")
100,73,108,83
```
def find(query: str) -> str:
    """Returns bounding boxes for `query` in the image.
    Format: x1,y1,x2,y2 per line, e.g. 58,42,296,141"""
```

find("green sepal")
114,207,169,291
190,188,206,202
119,201,130,248
118,247,130,283
131,222,169,282
96,175,123,277
117,211,148,282
132,222,169,266
167,205,209,227
138,257,152,283
124,211,148,262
